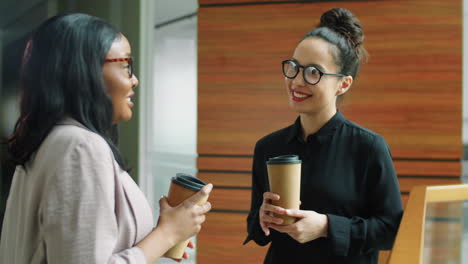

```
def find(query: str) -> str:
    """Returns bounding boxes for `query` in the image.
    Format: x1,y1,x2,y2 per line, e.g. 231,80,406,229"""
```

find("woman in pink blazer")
0,13,211,264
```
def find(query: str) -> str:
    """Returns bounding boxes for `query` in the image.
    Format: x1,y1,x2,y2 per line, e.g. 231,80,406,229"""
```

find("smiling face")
102,34,139,123
284,37,352,116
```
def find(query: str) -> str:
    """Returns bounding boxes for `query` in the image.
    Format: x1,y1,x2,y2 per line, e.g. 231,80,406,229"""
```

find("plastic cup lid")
171,173,207,192
266,154,301,164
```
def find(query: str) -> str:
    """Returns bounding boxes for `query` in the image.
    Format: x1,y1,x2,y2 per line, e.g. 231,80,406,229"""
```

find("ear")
336,76,353,96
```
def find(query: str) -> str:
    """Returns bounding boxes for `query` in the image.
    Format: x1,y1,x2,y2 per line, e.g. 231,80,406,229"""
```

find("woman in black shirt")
245,8,403,264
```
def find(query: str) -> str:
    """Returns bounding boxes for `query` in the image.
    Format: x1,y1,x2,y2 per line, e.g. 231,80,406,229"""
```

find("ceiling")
154,0,198,27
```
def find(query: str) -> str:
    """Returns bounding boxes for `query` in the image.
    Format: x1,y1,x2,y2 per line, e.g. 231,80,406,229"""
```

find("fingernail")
206,183,213,191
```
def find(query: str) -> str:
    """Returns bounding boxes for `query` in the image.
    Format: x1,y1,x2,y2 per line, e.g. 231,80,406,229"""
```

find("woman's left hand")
269,209,328,244
172,240,195,262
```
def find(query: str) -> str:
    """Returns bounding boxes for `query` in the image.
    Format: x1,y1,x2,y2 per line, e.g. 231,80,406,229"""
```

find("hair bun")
319,8,364,48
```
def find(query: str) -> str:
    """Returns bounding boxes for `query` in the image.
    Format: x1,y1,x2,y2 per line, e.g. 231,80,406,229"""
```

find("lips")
126,93,135,107
291,90,312,102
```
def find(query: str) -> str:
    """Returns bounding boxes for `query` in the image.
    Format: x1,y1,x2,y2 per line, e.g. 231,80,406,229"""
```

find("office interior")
0,0,467,263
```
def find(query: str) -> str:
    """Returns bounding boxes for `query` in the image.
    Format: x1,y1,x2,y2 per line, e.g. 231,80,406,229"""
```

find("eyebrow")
291,58,326,71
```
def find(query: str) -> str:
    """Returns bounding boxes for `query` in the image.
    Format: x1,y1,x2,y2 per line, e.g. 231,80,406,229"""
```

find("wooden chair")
388,184,468,264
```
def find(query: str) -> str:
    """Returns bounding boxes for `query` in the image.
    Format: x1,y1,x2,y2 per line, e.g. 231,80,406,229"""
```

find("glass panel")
144,14,198,264
423,200,468,264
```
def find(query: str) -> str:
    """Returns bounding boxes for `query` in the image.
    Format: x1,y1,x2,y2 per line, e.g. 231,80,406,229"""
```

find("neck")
299,107,337,141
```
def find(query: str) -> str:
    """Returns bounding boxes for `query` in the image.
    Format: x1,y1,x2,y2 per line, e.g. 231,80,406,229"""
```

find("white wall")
149,15,198,211
153,0,197,26
139,1,199,263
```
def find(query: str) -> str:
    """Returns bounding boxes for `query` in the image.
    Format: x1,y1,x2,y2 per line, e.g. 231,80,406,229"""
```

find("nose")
131,74,139,88
291,68,306,87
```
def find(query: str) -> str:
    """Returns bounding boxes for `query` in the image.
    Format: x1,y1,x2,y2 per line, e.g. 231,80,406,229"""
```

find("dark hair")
302,8,368,78
6,13,128,170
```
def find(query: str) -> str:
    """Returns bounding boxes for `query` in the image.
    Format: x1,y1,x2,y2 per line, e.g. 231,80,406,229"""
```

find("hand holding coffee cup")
161,173,212,260
266,155,301,225
259,191,286,236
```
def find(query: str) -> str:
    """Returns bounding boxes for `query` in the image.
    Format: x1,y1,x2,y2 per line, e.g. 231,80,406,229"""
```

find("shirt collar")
57,117,88,130
287,111,346,144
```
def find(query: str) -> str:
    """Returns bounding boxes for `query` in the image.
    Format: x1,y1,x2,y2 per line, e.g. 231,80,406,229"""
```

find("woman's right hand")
136,184,212,264
158,183,213,245
259,192,286,236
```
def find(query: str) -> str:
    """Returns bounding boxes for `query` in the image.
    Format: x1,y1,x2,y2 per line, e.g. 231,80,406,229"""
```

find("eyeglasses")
104,57,133,78
282,59,345,85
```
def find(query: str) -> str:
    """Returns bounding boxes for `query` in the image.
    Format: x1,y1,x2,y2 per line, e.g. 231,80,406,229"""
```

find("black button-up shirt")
245,112,403,264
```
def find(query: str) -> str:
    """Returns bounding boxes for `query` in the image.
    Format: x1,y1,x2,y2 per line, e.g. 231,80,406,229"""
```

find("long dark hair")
6,13,128,170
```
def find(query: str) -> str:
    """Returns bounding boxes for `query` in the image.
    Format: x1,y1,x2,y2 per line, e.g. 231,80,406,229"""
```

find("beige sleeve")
41,135,146,264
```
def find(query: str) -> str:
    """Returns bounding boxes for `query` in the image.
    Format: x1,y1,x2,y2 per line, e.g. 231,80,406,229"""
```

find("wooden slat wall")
198,1,461,158
198,156,461,211
199,0,314,4
198,157,462,177
199,0,381,5
197,0,462,263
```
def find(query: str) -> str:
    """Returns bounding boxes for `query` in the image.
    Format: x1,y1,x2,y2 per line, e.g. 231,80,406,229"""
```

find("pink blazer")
0,118,154,263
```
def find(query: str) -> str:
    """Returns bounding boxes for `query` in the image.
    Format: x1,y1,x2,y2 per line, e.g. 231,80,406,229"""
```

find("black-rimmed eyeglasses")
282,59,345,85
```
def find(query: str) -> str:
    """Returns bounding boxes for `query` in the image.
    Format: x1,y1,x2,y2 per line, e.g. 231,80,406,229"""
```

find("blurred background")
0,0,466,263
